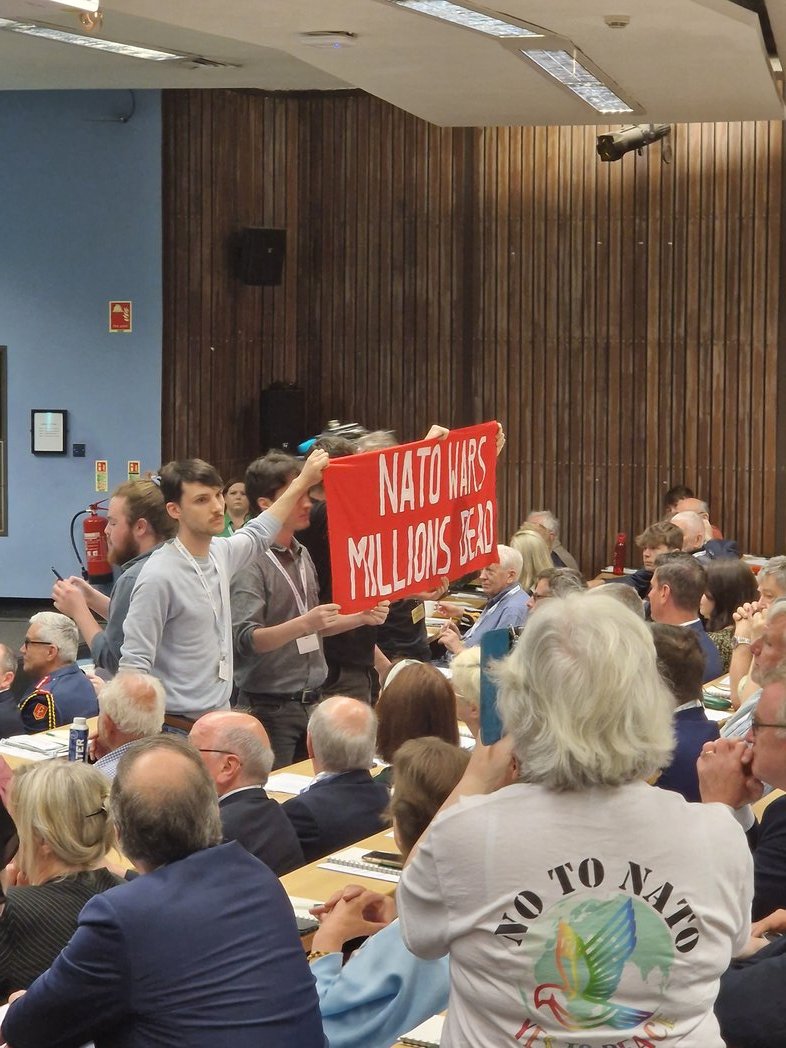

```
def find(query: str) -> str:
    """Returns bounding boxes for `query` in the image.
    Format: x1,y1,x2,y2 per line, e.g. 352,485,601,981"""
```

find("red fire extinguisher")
83,503,111,582
69,501,113,585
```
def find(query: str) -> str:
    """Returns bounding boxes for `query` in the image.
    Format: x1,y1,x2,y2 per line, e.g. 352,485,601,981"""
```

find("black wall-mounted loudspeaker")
260,384,305,452
237,227,286,286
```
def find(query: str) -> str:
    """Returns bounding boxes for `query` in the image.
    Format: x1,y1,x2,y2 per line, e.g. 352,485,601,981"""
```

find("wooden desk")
280,826,398,902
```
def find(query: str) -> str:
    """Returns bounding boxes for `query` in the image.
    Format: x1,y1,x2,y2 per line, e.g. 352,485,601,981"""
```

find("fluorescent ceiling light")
518,45,634,113
0,18,185,61
393,1,542,38
41,0,100,11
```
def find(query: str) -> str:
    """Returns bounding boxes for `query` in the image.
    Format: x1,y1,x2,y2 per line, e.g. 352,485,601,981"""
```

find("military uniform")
19,665,98,732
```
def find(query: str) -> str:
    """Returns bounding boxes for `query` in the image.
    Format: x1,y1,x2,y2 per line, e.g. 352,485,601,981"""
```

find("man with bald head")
671,508,739,561
92,671,166,780
1,736,325,1047
190,710,303,874
282,695,389,862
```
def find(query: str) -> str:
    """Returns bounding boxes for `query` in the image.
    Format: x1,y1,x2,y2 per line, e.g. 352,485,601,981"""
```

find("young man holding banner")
231,452,389,768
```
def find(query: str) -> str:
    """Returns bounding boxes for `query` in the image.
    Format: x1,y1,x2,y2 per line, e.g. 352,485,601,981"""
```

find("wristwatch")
731,636,752,649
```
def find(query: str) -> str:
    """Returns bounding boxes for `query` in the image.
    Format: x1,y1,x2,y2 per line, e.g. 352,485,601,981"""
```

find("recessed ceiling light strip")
393,0,542,38
516,43,636,114
0,17,185,61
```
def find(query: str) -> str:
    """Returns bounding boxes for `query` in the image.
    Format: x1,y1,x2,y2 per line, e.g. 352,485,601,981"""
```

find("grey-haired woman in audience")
398,592,753,1047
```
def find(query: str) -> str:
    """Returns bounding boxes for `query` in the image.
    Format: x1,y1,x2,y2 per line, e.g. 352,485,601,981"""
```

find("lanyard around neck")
266,549,309,616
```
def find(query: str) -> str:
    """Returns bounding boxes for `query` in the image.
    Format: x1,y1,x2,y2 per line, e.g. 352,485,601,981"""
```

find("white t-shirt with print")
398,780,752,1048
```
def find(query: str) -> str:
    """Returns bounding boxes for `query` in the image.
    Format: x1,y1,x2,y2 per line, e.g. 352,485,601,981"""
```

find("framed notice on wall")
31,409,67,455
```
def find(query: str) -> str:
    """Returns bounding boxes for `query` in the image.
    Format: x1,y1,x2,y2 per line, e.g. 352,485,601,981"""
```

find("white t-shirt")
398,780,752,1048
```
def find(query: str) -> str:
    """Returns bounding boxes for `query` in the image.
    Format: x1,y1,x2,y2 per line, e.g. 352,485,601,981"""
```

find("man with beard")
52,480,176,675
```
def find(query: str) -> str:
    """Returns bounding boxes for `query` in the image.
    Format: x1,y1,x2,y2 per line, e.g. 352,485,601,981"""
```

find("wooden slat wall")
163,90,783,574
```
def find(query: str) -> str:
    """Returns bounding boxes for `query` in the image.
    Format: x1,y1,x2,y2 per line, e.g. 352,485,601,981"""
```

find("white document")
0,734,69,760
265,772,314,795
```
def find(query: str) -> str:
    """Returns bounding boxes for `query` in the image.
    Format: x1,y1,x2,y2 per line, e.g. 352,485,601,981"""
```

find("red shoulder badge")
32,702,48,722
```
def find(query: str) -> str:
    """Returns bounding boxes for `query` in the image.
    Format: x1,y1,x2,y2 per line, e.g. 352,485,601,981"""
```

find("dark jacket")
219,787,304,875
1,843,326,1048
282,768,390,863
656,705,719,803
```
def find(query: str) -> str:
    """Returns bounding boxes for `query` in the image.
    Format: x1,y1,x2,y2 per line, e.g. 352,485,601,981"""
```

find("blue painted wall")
0,90,162,598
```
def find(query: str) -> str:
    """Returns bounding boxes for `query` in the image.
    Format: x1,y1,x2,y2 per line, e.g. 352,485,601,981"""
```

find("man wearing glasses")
698,666,786,922
703,667,786,1048
18,612,97,731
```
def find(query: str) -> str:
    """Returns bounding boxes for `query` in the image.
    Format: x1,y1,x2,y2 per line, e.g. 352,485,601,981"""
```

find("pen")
51,566,64,581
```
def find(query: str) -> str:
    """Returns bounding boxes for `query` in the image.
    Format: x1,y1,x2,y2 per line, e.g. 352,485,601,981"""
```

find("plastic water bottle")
68,717,89,762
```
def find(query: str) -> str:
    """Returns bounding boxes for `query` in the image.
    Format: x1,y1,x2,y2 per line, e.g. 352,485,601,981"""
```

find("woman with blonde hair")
0,761,121,999
509,527,552,593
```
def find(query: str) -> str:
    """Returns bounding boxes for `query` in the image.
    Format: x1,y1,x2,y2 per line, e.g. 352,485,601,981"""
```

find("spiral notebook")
399,1014,444,1046
317,846,402,883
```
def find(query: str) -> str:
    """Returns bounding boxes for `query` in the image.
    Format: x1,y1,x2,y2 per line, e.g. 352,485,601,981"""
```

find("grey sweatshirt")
119,512,280,717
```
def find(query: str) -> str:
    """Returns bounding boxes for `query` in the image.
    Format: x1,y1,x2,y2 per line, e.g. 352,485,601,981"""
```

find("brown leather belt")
163,713,197,732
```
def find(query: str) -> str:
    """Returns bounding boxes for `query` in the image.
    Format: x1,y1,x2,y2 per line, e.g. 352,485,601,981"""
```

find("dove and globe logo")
529,895,674,1033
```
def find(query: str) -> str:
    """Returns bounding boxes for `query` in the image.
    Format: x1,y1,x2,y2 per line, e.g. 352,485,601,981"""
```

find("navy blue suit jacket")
656,705,719,802
219,787,304,875
282,768,390,863
745,794,786,922
716,934,786,1047
1,842,326,1048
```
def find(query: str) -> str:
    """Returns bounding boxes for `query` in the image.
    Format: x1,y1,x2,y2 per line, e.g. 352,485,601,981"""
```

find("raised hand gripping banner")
324,421,498,612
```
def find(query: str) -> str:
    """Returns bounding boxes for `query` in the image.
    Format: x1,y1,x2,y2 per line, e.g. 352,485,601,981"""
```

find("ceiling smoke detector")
298,31,357,48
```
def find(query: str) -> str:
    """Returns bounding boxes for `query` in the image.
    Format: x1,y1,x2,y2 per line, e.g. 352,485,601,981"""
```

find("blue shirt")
461,583,528,648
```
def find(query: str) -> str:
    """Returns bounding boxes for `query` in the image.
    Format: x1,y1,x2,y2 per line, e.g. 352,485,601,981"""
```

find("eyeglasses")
196,748,236,757
751,718,786,736
21,638,52,648
530,592,552,603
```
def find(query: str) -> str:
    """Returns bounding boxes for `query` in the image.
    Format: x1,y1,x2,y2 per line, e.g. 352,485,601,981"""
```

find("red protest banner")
323,422,498,612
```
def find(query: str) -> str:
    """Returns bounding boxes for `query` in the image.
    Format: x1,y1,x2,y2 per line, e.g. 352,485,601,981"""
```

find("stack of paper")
400,1014,445,1046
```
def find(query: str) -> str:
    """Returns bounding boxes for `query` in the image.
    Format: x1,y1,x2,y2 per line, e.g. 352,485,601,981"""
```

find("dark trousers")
239,693,317,769
321,664,379,705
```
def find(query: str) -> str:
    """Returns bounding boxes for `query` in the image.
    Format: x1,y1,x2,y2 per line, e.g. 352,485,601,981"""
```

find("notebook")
318,846,401,883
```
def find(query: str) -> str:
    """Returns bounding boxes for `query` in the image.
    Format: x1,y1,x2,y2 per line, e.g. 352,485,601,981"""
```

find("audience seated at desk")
526,566,587,612
1,736,325,1048
190,710,304,875
671,508,739,562
309,737,469,1048
722,598,786,740
436,544,528,655
523,509,580,571
651,624,719,802
648,552,723,682
374,663,460,783
0,646,23,739
701,667,786,1046
18,613,97,732
591,520,683,601
700,559,759,673
282,696,389,864
90,672,166,780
